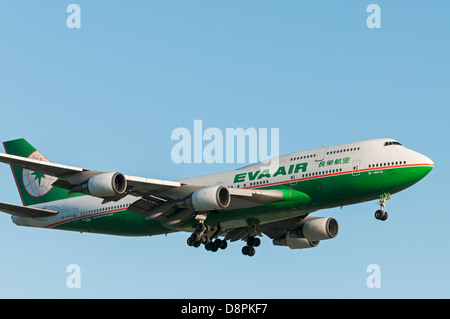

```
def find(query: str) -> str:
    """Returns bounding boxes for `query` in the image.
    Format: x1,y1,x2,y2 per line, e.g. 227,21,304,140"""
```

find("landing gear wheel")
242,245,256,256
195,223,206,233
204,238,228,252
219,239,228,250
375,210,388,221
214,238,222,249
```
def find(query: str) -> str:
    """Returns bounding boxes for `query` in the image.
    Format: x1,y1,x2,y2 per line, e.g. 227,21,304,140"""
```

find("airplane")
0,138,433,257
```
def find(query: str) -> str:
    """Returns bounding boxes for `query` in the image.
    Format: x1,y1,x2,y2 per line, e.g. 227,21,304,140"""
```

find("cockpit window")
384,141,402,146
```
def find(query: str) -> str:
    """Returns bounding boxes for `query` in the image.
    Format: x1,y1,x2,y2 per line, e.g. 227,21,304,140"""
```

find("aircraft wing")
0,152,182,197
0,152,308,226
127,187,300,226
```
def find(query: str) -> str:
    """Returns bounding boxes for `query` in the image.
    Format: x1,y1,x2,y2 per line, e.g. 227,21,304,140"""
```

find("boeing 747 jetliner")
0,138,433,256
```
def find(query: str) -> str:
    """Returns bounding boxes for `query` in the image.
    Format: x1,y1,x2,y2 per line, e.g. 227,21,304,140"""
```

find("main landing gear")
241,225,262,257
375,193,390,221
241,236,261,257
186,217,228,253
186,217,263,256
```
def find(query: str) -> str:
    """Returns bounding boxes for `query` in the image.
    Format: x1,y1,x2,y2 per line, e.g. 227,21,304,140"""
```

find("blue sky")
0,1,449,298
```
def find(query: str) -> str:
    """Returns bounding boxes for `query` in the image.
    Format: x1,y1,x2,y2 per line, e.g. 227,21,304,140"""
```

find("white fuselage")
12,138,433,231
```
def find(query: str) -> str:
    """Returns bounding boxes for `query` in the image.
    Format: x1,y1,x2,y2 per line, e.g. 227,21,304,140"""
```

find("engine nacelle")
273,232,320,249
272,217,339,250
185,186,231,211
296,217,339,241
70,172,127,197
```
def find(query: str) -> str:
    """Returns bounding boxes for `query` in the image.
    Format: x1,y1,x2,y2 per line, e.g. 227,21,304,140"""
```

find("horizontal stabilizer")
0,202,58,218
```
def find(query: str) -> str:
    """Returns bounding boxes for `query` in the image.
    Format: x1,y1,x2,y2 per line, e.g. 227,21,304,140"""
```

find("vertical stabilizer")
3,138,78,206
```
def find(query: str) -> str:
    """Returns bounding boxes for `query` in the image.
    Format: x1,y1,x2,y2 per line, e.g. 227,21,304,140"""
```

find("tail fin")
3,138,76,206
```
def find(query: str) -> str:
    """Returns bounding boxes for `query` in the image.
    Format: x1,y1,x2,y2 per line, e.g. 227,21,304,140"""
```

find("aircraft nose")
406,149,434,183
416,152,434,178
425,155,434,168
411,148,434,167
420,153,434,169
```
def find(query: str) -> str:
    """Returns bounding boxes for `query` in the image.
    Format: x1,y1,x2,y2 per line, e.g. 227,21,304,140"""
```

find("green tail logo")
3,138,81,206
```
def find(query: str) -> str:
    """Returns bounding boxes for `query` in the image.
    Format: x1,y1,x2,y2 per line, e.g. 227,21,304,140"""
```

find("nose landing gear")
375,193,390,221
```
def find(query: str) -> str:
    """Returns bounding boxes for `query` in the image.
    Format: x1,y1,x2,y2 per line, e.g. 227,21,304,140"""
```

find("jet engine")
69,172,127,197
272,217,339,249
273,233,320,249
184,186,231,211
